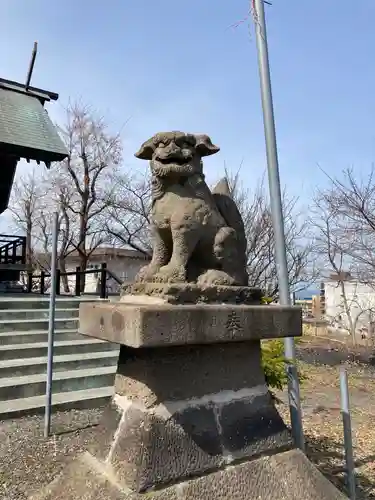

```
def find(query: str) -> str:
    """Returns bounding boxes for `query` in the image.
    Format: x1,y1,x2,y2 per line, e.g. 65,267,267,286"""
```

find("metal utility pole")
340,368,356,500
253,0,305,450
44,211,59,438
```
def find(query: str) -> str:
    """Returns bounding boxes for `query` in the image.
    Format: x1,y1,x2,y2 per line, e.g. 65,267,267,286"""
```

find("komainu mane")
134,131,248,287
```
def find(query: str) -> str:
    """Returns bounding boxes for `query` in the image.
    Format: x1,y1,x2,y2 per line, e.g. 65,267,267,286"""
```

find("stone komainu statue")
134,131,248,287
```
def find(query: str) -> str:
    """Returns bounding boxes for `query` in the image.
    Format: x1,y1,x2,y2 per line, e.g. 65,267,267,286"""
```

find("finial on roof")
212,177,232,197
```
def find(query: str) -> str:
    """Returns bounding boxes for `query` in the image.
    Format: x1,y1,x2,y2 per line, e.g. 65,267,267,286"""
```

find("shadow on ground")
296,339,375,370
306,433,375,499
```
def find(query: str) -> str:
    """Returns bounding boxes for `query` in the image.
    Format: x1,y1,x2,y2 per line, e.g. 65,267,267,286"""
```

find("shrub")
261,338,306,391
261,296,274,305
260,296,306,391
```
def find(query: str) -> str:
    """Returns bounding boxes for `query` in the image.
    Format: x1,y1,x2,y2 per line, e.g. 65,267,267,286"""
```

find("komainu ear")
135,137,156,160
194,134,220,157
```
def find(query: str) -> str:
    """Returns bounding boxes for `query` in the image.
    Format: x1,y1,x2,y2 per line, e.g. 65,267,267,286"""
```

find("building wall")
295,299,313,316
63,254,146,294
311,295,321,318
324,280,375,329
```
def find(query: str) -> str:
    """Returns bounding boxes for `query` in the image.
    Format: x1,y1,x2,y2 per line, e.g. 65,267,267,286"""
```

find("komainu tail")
212,178,248,280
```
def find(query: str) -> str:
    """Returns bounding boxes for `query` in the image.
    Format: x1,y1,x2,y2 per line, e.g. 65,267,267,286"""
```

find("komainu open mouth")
156,157,187,166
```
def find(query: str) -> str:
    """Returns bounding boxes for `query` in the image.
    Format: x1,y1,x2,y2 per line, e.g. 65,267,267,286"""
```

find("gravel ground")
1,335,375,500
0,407,104,500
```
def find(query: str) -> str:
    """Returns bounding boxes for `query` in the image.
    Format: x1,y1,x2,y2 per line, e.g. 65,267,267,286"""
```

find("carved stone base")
121,282,263,305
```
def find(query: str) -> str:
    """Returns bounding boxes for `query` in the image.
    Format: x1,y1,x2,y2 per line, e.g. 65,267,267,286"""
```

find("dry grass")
275,337,375,499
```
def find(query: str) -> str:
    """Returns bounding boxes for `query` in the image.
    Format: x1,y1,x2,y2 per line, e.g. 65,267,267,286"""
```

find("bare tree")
9,167,46,267
9,169,71,291
9,103,123,293
309,165,375,343
53,102,123,290
225,168,314,298
309,188,375,344
310,190,359,342
105,171,151,256
350,292,375,342
32,186,74,293
314,165,375,286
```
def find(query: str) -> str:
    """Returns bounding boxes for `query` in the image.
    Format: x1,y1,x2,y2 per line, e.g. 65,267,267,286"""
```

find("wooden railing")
27,263,123,299
0,234,27,265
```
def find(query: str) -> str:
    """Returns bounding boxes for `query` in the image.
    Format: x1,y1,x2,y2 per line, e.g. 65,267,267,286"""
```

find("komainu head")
135,131,220,178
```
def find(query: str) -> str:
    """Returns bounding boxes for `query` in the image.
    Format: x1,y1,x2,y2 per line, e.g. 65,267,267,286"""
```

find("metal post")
27,272,33,293
44,212,58,438
75,266,81,297
253,0,304,450
12,242,17,263
340,368,356,499
40,270,45,295
55,269,61,296
100,263,107,299
21,237,27,264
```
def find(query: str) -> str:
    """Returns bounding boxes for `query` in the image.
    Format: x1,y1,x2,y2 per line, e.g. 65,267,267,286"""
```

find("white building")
322,272,375,333
34,247,150,295
66,247,150,293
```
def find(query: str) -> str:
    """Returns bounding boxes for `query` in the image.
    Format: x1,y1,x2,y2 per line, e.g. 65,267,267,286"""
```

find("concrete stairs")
0,296,120,418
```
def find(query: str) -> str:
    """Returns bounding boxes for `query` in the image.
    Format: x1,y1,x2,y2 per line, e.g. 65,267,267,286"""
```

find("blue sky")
2,0,375,220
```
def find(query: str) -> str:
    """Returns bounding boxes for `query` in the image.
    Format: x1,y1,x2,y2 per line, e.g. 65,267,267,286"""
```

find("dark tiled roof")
0,78,59,103
0,87,68,164
69,247,151,260
35,247,151,265
328,272,352,281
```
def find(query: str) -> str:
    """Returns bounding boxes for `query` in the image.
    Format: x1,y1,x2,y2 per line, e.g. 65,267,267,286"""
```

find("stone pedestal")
30,298,347,500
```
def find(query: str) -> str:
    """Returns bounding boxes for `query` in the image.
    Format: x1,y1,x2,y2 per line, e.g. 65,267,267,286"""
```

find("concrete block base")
79,301,302,347
92,387,292,492
87,341,292,492
30,449,347,500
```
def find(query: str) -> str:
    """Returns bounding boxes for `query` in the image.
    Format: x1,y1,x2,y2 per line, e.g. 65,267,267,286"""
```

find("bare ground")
0,408,104,500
